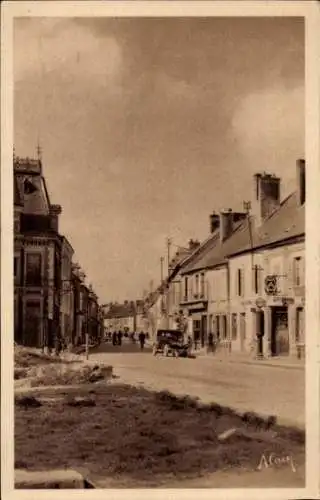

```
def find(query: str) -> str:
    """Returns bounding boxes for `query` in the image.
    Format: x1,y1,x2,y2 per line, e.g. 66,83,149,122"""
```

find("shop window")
222,315,227,339
216,315,220,339
231,313,237,340
25,253,42,286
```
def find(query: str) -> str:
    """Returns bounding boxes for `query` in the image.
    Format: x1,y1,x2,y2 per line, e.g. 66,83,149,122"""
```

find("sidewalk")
193,349,305,370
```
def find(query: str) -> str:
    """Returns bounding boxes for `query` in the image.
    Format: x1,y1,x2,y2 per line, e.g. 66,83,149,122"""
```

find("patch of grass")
15,383,305,484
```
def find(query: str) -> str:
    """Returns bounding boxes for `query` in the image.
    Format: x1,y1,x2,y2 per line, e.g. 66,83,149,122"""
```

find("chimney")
252,172,281,226
209,211,220,233
296,159,305,206
219,209,247,243
49,204,62,232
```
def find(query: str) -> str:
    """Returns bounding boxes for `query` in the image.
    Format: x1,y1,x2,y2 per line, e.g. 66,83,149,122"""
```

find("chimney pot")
209,212,220,233
296,159,305,206
252,172,281,226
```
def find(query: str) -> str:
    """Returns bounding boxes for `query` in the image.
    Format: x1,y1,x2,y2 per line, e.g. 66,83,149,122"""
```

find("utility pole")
244,200,264,360
166,237,172,275
160,257,164,285
166,238,172,329
243,201,254,272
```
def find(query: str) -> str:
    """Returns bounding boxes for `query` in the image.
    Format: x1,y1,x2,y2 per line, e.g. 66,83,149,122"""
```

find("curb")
194,354,304,371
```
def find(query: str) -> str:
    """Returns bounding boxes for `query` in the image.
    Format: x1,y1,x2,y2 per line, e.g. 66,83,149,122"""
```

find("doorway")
193,319,201,349
271,307,289,356
200,315,207,348
240,313,246,352
256,310,264,356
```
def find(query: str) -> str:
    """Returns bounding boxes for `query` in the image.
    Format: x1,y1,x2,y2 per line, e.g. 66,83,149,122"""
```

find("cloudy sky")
14,16,304,302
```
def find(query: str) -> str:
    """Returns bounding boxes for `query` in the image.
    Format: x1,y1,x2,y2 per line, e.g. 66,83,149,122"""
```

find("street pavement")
90,341,305,429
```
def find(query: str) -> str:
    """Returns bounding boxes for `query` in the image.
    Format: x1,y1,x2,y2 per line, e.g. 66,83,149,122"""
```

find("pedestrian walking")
112,331,117,346
117,330,123,346
138,331,146,350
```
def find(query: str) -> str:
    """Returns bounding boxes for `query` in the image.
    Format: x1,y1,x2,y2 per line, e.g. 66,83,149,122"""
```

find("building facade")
60,236,74,344
14,154,63,348
177,160,305,359
14,152,103,349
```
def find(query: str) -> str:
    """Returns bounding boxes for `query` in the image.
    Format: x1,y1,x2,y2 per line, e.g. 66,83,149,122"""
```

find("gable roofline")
180,220,247,276
226,191,304,258
227,232,305,258
177,230,221,276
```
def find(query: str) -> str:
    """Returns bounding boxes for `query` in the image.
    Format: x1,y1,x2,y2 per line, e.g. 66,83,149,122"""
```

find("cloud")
232,85,304,148
231,84,304,163
14,18,123,85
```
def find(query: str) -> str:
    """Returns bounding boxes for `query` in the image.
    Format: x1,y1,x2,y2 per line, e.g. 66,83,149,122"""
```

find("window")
195,274,199,298
184,277,188,301
25,253,42,286
231,313,237,340
200,273,205,298
209,314,213,333
293,257,302,287
25,300,41,346
237,269,244,297
216,316,220,339
253,265,260,294
193,320,201,341
14,257,18,279
222,315,227,339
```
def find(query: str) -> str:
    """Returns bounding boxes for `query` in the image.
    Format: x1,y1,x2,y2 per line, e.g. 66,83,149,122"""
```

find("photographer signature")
257,453,296,472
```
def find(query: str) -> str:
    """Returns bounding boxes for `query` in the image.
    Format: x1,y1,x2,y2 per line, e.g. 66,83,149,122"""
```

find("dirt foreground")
15,381,305,489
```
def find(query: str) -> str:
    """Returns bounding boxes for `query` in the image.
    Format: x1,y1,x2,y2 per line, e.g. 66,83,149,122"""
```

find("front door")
271,307,289,356
193,319,201,349
201,315,207,348
256,310,265,356
240,313,246,352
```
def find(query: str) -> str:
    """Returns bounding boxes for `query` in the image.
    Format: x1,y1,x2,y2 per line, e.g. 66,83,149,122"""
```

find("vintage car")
152,329,191,358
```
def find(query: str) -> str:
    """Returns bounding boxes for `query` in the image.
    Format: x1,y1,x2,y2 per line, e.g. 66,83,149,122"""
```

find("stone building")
177,159,305,359
14,153,63,348
60,236,74,344
226,161,305,358
104,301,136,333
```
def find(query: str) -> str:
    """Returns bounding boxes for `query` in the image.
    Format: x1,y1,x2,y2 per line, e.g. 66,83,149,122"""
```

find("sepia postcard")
1,1,320,499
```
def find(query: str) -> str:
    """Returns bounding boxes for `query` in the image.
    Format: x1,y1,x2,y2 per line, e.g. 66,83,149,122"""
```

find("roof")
227,192,304,258
181,231,221,274
181,191,305,274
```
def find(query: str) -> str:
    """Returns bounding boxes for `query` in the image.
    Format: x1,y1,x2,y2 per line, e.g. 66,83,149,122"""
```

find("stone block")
15,469,92,489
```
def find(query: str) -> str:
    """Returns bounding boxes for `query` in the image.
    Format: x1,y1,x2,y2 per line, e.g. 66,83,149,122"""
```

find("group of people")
106,330,149,350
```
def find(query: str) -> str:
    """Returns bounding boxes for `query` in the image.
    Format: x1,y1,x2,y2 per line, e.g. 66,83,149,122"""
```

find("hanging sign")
264,275,278,295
